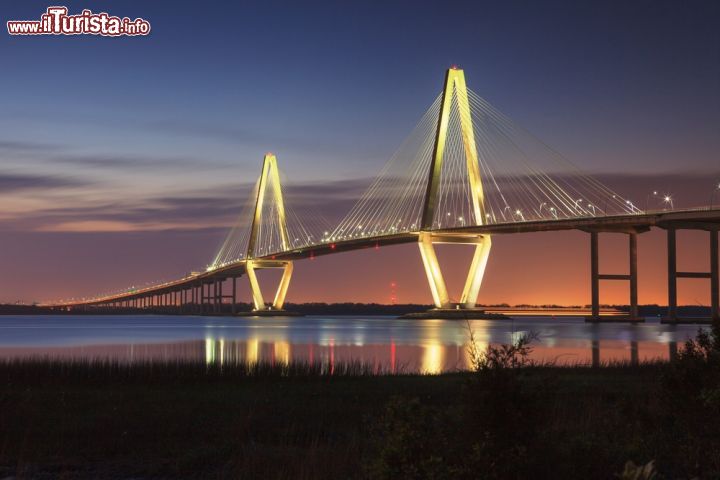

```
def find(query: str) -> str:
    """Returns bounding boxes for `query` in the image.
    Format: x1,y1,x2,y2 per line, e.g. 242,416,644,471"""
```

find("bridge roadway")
55,207,720,312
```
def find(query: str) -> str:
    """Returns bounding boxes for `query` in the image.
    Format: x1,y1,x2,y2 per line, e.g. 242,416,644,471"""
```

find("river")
0,315,705,373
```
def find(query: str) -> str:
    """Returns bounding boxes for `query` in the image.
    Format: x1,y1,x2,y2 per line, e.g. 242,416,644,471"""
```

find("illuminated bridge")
52,68,720,322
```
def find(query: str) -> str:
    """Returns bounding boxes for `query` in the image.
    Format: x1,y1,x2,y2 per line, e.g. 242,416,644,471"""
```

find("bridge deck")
55,208,720,306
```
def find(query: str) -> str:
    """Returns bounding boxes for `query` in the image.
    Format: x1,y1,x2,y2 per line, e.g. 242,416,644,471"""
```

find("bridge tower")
418,67,491,309
245,153,294,311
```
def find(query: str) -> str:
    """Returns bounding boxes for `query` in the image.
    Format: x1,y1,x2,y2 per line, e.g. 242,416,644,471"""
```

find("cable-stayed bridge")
52,68,720,322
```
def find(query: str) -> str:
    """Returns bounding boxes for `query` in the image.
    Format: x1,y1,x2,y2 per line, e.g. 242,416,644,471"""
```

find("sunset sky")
1,0,718,305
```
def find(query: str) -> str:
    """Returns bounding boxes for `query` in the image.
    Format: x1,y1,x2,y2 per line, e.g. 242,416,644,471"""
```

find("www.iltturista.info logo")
7,6,151,36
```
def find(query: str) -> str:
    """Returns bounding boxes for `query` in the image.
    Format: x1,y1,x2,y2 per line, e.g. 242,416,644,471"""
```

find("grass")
0,357,393,382
0,357,717,479
0,359,441,479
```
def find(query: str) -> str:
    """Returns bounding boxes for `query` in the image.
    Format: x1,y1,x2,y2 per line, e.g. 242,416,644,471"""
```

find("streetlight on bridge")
645,190,658,212
625,199,639,213
711,183,720,209
663,195,674,210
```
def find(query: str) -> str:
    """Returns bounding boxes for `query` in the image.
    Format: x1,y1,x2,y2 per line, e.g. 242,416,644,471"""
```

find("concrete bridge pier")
586,229,641,323
664,226,719,323
196,284,201,314
213,279,219,314
231,276,237,315
245,260,294,312
417,232,491,310
713,229,719,321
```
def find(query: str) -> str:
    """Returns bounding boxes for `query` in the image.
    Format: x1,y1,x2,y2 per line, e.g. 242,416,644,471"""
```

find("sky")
1,0,718,305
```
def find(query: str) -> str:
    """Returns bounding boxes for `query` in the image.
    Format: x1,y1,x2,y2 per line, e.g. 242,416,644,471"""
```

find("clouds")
0,130,371,234
0,173,89,192
0,140,60,153
0,175,372,233
2,159,718,235
52,153,208,170
4,189,246,233
0,133,231,174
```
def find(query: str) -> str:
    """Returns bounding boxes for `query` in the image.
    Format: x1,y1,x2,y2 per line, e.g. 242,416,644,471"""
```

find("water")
0,315,705,373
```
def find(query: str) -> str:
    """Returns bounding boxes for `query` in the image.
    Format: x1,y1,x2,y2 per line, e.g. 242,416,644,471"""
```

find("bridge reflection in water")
0,316,697,372
200,336,680,371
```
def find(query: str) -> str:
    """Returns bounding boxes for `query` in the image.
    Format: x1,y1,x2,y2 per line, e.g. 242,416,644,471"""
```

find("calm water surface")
0,315,705,373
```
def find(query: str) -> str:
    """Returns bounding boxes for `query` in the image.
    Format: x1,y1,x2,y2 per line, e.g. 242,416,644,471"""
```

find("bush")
659,320,720,478
366,396,457,479
368,329,544,479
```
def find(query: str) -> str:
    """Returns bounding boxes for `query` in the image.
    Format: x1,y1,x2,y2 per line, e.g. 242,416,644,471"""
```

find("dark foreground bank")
1,325,719,479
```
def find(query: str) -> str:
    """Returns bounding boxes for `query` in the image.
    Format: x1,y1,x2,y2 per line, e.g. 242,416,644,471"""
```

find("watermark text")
7,6,151,36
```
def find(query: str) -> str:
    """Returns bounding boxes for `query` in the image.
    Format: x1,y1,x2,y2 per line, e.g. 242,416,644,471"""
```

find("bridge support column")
663,228,720,323
711,230,719,321
667,228,677,322
246,260,293,311
206,283,211,314
587,231,641,322
629,233,639,319
591,232,599,317
418,232,491,309
206,283,210,313
196,285,201,314
213,280,218,313
232,277,237,315
668,227,720,322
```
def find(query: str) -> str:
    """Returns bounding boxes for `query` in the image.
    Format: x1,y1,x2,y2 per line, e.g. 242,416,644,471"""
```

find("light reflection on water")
0,315,706,373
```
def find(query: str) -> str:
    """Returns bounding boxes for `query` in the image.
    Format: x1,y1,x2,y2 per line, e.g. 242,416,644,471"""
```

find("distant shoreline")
0,303,713,317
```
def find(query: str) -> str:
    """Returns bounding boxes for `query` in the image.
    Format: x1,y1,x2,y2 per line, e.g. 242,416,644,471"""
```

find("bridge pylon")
418,67,492,309
245,153,293,311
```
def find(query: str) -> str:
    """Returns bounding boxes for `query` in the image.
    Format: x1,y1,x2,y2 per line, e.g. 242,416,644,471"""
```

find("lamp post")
663,195,674,211
503,204,512,222
625,199,638,213
645,190,658,212
604,194,618,214
711,183,720,209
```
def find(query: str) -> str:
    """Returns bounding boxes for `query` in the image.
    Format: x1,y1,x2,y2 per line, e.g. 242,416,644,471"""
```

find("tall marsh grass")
0,357,409,382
